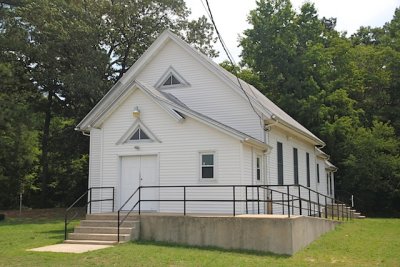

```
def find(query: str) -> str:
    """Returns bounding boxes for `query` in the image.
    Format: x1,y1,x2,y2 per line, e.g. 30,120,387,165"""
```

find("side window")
326,173,329,194
306,152,310,187
201,153,214,179
277,142,283,185
256,156,261,181
316,163,320,183
293,148,298,184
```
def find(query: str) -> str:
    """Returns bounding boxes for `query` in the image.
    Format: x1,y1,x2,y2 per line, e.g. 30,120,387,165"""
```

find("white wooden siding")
135,40,263,141
88,128,102,213
316,157,328,196
266,127,327,215
87,37,335,215
91,88,247,213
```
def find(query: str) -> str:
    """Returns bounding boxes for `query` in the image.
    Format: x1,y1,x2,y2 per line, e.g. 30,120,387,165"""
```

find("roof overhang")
315,147,329,159
75,80,184,132
265,117,325,146
325,160,338,172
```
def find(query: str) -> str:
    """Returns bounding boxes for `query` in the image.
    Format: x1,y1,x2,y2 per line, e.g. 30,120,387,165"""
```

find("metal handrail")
64,186,115,240
117,187,141,242
115,184,350,220
115,184,351,241
266,184,350,220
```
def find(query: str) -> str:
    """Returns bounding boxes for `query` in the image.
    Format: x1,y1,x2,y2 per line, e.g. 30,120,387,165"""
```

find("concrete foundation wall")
138,214,340,255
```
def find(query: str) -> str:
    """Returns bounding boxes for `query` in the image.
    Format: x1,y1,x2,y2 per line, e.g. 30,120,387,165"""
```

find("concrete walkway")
28,243,113,254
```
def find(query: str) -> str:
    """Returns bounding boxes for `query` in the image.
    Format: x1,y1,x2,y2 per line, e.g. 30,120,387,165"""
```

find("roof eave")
275,119,325,146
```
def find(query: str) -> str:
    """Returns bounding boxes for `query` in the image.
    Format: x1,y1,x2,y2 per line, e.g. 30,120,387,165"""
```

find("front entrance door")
120,155,159,212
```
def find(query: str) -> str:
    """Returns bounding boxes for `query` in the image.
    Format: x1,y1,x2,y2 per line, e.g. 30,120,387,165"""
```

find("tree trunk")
40,90,53,208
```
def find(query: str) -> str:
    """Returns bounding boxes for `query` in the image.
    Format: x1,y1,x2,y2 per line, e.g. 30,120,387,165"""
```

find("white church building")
76,30,337,215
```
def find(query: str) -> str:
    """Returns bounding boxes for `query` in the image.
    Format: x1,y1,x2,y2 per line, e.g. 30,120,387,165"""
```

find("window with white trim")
201,153,214,179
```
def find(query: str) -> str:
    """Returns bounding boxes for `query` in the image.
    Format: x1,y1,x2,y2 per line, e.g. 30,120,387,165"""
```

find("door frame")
118,153,160,210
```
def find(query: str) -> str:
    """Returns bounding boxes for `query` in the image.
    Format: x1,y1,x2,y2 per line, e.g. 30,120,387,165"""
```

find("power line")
202,0,263,122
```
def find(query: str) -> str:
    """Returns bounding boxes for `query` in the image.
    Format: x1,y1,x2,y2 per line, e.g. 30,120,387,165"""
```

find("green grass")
0,218,399,266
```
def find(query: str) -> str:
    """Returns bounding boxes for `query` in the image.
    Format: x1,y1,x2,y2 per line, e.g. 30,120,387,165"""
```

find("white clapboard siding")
265,127,325,215
90,88,252,214
135,40,263,141
86,33,335,215
88,128,102,213
316,157,328,196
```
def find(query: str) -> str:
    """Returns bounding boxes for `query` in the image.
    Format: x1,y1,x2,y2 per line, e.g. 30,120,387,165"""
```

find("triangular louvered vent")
155,66,190,88
130,127,150,140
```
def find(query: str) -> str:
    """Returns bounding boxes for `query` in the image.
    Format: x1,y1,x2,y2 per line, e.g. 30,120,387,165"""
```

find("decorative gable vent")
155,66,190,89
117,120,160,145
162,74,181,86
130,127,150,140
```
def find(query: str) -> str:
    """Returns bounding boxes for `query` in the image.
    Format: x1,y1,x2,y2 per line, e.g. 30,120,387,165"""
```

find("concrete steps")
80,219,137,228
64,239,118,245
324,204,366,219
68,232,131,242
74,226,133,234
65,213,140,245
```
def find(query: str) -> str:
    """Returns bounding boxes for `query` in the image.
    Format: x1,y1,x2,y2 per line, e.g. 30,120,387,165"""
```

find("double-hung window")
201,153,214,179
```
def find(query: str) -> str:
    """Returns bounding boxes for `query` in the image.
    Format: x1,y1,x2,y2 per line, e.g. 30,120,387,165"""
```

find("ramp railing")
117,184,351,242
64,186,115,240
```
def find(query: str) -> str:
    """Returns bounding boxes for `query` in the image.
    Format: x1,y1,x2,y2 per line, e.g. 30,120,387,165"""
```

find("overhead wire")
202,0,263,123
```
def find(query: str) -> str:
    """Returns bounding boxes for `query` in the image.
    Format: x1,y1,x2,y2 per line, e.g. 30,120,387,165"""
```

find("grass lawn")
0,215,399,267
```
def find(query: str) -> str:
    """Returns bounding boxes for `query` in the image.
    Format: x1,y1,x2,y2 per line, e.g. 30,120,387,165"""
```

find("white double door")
120,155,159,212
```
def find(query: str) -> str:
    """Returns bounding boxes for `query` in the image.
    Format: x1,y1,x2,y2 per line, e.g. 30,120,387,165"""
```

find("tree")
99,0,217,80
0,61,40,209
341,122,400,216
239,0,400,215
0,0,217,208
240,1,341,129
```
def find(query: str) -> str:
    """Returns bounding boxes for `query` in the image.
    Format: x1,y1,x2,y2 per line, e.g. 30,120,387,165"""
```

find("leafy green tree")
240,1,342,129
341,121,400,216
1,0,217,208
99,0,217,80
0,61,40,209
240,0,400,215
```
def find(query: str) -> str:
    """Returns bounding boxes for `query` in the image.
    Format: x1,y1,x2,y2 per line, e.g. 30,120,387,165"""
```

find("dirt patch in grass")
0,208,80,220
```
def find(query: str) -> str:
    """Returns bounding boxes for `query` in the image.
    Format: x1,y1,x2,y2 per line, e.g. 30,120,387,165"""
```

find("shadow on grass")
0,218,66,226
130,240,291,259
39,229,66,239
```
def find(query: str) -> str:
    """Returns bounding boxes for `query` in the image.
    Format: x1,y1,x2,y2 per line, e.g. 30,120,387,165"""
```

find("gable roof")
76,80,270,150
77,29,324,146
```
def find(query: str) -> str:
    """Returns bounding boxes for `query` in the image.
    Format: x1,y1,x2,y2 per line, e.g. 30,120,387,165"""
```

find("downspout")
263,115,278,214
264,114,279,131
264,114,278,186
317,144,326,149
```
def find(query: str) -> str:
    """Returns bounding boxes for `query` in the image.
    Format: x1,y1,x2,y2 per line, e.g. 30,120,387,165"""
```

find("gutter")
265,115,325,146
